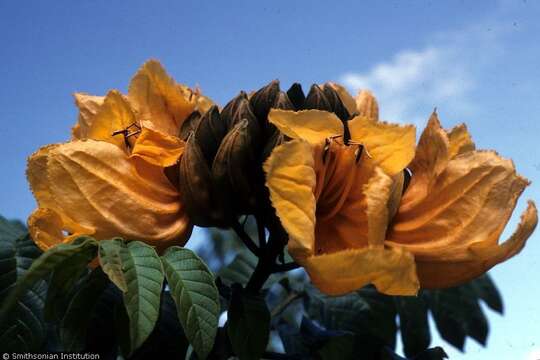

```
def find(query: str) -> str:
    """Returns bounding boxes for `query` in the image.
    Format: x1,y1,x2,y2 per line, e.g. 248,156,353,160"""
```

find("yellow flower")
264,85,537,296
27,60,209,252
385,111,537,289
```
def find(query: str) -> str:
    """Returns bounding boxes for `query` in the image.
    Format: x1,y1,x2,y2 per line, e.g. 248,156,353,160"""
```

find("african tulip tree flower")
264,86,537,296
27,60,210,252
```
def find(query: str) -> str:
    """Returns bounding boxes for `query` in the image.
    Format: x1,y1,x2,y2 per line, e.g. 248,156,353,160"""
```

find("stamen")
112,123,141,149
354,145,364,163
322,138,331,164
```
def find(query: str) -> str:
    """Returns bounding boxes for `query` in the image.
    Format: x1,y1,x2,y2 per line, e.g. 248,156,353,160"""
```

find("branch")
272,262,300,273
231,220,260,256
256,214,267,249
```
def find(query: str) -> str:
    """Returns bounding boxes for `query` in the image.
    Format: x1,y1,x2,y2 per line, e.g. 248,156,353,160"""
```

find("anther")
354,145,364,163
112,123,141,149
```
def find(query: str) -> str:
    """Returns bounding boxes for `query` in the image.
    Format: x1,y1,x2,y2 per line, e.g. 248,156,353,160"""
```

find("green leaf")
99,238,129,291
227,285,270,360
161,247,219,360
469,274,503,314
0,216,46,353
380,346,448,360
128,293,190,359
0,236,98,325
98,239,164,355
218,249,283,289
305,284,397,348
44,252,93,322
426,286,488,350
60,267,110,351
395,295,430,357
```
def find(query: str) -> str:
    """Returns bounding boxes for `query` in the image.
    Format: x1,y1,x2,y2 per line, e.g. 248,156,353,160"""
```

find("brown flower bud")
322,84,350,121
249,80,280,123
178,134,226,226
179,110,201,141
220,91,248,128
211,119,258,213
273,91,294,111
286,83,306,111
194,105,228,164
304,84,332,112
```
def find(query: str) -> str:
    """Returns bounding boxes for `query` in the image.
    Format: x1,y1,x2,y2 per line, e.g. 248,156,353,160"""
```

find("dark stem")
246,227,288,293
272,262,300,273
231,220,260,256
256,214,267,249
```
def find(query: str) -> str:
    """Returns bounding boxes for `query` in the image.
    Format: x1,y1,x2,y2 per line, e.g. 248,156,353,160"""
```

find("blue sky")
1,1,539,358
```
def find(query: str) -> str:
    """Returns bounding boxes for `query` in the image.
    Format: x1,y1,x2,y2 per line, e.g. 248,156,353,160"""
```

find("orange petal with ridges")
131,127,185,167
412,201,537,288
263,139,316,259
348,115,416,175
301,247,418,296
128,60,196,136
28,208,94,251
27,139,191,251
268,109,344,145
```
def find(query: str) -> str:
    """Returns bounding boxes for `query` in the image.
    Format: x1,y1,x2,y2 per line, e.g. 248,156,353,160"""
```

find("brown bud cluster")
178,81,352,227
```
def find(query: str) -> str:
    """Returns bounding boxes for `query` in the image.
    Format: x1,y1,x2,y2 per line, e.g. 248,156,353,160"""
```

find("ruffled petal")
348,116,416,175
412,201,537,288
447,123,475,159
399,112,450,209
128,60,196,136
27,139,191,250
85,90,137,149
300,247,418,296
28,208,94,251
268,109,344,145
388,150,531,257
355,90,379,120
131,127,185,167
386,114,535,288
72,93,104,139
263,140,316,259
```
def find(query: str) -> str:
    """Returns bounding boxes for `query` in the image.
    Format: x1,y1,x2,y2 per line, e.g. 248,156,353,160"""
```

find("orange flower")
27,60,210,252
385,110,537,289
264,85,536,295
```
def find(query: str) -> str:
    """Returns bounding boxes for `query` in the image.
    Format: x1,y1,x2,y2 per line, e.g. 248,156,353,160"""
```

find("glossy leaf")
161,247,219,360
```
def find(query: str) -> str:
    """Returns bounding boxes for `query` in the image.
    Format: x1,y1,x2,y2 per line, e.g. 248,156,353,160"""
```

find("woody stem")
231,220,261,256
245,221,288,293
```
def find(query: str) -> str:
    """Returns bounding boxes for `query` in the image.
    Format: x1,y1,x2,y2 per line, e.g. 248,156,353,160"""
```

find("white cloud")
340,18,504,127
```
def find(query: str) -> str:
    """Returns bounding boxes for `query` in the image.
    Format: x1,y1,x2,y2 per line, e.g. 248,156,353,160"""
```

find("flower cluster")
27,60,537,296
